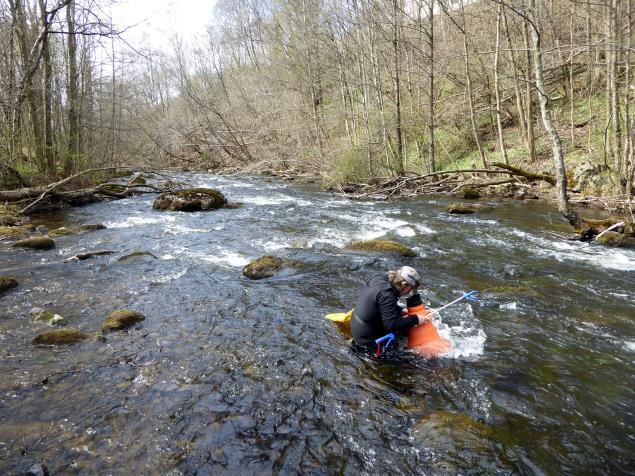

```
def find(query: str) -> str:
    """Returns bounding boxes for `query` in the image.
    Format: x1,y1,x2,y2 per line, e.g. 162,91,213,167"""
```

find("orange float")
405,294,451,357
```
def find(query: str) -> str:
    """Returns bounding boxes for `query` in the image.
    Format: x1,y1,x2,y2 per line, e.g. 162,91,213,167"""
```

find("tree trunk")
427,0,435,173
38,0,55,175
66,0,80,174
494,5,508,164
523,19,537,163
528,0,570,217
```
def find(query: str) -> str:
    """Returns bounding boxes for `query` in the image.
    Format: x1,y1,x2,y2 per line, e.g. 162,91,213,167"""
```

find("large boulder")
243,255,284,279
101,310,146,331
32,328,87,345
344,239,417,257
462,188,482,199
0,276,19,293
12,236,55,250
153,188,227,212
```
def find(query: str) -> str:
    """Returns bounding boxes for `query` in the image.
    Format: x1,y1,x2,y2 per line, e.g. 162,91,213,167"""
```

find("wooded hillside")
1,0,633,211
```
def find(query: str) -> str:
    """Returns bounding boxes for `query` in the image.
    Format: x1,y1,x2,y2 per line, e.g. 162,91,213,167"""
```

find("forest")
0,0,633,220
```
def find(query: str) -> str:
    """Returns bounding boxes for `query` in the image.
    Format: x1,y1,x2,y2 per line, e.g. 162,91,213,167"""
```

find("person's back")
351,269,422,349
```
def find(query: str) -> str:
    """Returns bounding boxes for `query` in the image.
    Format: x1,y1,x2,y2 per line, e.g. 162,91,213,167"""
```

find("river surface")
1,173,634,475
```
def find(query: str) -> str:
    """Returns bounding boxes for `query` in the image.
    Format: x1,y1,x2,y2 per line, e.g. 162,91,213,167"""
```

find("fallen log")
491,162,556,185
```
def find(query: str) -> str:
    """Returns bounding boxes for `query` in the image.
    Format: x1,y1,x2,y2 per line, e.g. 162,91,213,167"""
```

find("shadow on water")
0,173,634,474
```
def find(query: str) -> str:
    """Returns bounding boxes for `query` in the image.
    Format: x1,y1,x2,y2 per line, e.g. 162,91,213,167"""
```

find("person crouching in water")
351,266,429,354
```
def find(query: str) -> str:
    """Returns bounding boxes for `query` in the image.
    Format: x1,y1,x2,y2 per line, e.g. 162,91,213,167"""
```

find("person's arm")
378,291,418,332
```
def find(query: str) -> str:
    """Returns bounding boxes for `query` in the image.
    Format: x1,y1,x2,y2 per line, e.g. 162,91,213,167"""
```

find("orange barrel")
405,294,451,356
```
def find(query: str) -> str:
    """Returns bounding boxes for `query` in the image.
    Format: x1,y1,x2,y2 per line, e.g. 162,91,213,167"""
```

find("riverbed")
1,173,633,474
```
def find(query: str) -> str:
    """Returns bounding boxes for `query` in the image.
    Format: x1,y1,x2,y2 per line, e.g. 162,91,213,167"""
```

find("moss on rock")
0,226,29,240
447,203,493,214
117,251,158,261
596,231,624,247
127,175,146,186
0,205,22,226
32,328,87,345
153,188,227,212
101,310,146,331
0,276,19,293
12,236,55,250
48,227,75,237
79,224,106,233
462,188,482,199
243,255,284,279
344,239,417,257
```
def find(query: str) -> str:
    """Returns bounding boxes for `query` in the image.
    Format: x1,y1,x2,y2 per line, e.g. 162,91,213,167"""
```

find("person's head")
388,266,421,296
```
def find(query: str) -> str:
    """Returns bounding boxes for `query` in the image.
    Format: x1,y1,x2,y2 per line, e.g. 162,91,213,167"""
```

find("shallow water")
1,174,634,474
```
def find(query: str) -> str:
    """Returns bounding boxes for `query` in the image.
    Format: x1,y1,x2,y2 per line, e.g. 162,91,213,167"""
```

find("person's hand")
401,307,408,316
416,312,431,325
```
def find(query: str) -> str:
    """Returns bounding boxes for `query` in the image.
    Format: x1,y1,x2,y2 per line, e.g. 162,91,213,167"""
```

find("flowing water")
1,174,633,475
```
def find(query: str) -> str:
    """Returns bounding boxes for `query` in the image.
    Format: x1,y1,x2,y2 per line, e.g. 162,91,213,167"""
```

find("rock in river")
447,203,493,214
48,226,75,237
344,239,417,257
101,310,146,331
243,255,284,279
0,276,19,293
79,223,106,233
12,236,55,250
32,328,88,345
153,188,227,212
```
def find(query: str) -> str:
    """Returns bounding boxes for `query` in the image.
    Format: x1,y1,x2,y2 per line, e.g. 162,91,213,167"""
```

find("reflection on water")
1,174,633,474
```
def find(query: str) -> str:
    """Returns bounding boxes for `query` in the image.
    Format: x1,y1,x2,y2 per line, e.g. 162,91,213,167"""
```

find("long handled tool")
425,291,479,318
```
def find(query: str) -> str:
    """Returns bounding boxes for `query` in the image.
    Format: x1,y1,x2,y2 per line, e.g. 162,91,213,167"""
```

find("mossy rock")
0,210,21,226
223,202,243,209
596,231,624,247
34,310,67,326
127,175,146,186
0,276,19,293
447,203,477,214
12,236,55,250
79,224,106,233
32,328,87,345
0,225,30,240
344,239,417,257
48,227,75,238
243,255,284,279
621,237,635,249
462,188,482,199
117,251,158,262
101,310,146,331
153,188,227,212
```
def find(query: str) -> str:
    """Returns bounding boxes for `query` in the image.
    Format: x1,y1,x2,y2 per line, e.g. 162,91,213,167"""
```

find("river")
1,173,634,474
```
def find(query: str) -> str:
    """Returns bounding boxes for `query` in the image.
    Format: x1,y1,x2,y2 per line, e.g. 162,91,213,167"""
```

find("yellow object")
325,309,353,337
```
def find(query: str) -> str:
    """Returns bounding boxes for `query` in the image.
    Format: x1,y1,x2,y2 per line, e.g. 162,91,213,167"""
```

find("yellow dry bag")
325,309,354,337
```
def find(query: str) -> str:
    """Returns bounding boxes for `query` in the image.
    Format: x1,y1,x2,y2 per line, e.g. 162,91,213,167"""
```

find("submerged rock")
12,236,55,250
411,411,492,463
0,276,19,293
223,202,243,209
153,188,227,212
117,250,158,261
101,310,146,331
32,328,87,345
79,223,106,233
344,239,417,257
243,255,284,279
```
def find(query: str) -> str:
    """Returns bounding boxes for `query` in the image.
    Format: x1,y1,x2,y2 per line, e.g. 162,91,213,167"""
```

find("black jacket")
351,273,419,348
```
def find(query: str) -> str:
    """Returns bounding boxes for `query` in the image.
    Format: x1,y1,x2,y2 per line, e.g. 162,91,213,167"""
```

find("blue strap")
375,333,396,357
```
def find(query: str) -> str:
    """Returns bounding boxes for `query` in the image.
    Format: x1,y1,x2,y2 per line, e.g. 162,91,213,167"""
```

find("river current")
1,173,633,474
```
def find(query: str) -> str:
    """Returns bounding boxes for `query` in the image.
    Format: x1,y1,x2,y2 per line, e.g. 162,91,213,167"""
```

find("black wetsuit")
351,273,419,349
